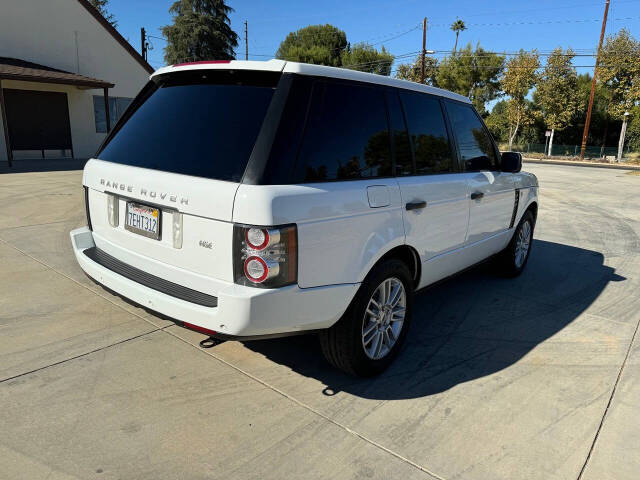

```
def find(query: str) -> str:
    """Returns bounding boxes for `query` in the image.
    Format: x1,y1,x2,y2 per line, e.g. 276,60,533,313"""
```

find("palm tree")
450,19,467,54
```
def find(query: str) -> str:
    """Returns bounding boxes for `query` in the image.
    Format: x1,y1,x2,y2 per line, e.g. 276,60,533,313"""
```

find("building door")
4,89,73,157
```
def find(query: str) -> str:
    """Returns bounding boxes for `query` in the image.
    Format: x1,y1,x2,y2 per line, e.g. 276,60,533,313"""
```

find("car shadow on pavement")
0,158,87,173
241,240,625,399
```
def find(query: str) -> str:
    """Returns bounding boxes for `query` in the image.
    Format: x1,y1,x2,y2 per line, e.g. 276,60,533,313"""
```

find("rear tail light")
233,224,297,288
107,193,119,227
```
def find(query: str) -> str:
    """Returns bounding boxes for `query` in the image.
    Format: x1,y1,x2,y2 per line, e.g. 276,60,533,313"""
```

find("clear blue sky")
107,0,639,75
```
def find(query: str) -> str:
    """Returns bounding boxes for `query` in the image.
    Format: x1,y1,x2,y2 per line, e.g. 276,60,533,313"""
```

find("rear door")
392,91,470,285
444,101,515,247
83,70,280,284
273,79,405,288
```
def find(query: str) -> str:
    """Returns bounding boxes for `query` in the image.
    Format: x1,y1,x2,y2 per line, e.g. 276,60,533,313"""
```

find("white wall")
0,0,152,161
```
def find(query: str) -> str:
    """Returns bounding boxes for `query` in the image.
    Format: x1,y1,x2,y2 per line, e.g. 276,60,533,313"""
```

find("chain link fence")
501,143,636,161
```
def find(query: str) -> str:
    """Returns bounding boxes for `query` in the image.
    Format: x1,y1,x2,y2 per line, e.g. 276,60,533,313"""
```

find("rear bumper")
70,227,359,337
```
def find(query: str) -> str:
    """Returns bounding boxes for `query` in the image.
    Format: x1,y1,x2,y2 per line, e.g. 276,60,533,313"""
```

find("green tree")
598,29,640,159
275,25,347,67
162,0,238,64
485,100,510,143
88,0,117,28
626,106,640,152
450,19,467,54
436,44,505,114
341,43,394,76
535,48,580,155
502,50,539,149
395,56,439,85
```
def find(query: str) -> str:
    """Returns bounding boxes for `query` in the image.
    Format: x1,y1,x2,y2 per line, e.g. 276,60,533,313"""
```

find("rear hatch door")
84,67,282,284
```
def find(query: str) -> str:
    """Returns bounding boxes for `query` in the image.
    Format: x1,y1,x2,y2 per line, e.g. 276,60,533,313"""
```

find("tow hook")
199,336,224,348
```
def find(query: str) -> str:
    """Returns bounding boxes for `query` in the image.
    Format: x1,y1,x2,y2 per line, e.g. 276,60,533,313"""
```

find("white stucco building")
0,0,153,166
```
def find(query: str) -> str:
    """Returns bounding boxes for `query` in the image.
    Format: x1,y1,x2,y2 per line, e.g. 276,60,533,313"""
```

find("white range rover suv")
70,59,538,376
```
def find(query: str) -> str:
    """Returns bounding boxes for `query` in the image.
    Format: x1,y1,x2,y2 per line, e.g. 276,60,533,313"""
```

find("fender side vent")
509,188,521,228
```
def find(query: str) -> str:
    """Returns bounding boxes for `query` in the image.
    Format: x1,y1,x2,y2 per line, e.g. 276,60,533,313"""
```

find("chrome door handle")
406,201,427,211
470,191,484,200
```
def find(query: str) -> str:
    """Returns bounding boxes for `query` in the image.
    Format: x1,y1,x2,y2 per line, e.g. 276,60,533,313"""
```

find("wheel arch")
365,244,421,290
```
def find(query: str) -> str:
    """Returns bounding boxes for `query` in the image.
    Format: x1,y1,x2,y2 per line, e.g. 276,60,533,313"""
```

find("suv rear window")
97,71,279,182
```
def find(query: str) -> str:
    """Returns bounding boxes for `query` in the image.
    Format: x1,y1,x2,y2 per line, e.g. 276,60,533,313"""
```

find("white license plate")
125,202,161,240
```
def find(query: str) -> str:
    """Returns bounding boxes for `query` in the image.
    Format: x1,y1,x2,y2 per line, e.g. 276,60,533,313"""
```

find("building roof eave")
76,0,155,75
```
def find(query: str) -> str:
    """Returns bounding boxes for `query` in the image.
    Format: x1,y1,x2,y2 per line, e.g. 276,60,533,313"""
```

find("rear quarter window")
97,71,279,182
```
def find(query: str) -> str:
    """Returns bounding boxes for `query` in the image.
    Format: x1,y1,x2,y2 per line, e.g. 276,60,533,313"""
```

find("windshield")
97,70,279,182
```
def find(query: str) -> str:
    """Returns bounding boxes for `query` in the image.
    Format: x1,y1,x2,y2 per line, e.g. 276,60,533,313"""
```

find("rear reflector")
84,186,93,231
182,322,217,337
107,193,119,227
173,60,232,67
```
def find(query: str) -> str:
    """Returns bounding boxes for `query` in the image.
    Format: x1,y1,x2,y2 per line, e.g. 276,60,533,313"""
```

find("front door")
390,91,470,288
444,101,515,252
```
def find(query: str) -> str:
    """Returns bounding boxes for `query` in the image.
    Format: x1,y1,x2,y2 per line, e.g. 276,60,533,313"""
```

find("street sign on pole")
545,130,551,137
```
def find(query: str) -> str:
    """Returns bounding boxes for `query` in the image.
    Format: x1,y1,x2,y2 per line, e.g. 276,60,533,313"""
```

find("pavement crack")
162,328,447,480
0,218,76,232
0,237,164,328
576,312,640,479
0,326,168,383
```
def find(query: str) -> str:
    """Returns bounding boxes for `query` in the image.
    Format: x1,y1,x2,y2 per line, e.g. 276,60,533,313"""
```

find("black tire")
319,259,413,377
496,210,535,277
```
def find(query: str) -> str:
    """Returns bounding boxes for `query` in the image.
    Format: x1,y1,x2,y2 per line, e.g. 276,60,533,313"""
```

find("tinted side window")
260,75,313,185
386,91,413,176
446,102,498,171
400,92,454,174
295,82,391,182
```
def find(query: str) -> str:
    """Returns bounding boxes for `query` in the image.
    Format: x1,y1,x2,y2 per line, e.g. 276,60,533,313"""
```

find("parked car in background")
70,60,538,376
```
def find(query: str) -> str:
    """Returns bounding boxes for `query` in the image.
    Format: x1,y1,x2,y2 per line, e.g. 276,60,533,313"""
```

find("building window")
93,96,133,133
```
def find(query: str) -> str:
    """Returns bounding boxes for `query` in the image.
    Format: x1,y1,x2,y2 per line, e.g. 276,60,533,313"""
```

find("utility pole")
140,27,148,61
244,21,248,61
579,0,610,160
420,17,427,84
617,111,630,162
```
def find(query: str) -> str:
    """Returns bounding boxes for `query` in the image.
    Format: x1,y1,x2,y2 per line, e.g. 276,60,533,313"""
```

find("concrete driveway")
1,164,639,480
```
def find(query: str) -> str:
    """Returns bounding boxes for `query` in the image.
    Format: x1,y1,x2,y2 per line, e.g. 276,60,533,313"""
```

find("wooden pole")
579,0,610,160
0,79,13,167
244,21,248,61
141,27,147,61
420,17,427,84
103,87,111,133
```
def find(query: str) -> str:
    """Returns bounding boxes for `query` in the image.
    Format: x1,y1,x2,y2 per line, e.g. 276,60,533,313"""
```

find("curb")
523,158,640,171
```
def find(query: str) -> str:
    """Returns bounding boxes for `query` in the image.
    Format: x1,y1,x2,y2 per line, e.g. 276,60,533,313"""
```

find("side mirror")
501,151,522,173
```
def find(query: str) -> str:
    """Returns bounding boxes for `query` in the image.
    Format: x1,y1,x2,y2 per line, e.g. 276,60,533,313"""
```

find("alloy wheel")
361,277,406,360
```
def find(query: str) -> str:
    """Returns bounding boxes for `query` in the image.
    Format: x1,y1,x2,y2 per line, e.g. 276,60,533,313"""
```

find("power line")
368,24,422,47
427,15,640,28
